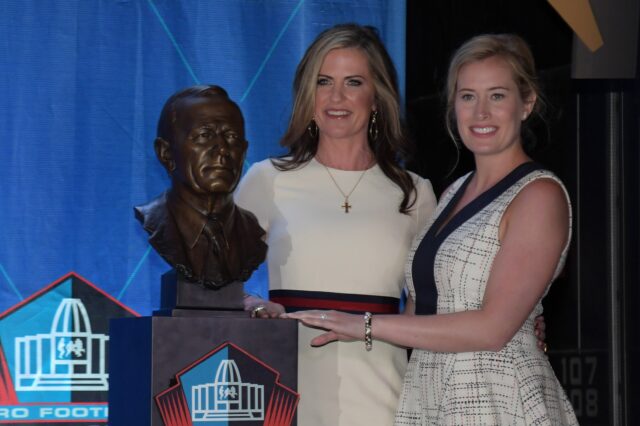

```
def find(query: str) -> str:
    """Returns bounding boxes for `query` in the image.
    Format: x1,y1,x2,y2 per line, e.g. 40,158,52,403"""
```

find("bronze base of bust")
154,269,247,317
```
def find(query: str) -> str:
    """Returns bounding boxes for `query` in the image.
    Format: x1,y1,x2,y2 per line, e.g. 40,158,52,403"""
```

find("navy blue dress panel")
412,162,542,315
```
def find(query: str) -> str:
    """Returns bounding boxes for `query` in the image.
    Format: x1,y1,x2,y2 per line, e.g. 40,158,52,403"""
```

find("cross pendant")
342,199,352,213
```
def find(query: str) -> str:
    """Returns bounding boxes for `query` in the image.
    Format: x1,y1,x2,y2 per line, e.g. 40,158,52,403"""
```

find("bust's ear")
154,137,175,172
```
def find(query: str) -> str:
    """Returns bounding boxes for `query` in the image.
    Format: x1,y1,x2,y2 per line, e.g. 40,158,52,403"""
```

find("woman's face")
313,47,376,145
454,56,535,158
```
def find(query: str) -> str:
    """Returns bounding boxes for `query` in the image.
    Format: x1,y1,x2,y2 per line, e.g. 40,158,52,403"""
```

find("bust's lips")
202,164,234,173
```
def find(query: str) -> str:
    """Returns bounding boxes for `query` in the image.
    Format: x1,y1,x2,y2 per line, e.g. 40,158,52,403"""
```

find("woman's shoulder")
244,158,278,176
406,170,430,188
523,167,565,187
506,172,572,250
510,168,569,205
244,156,313,176
404,170,437,221
406,171,435,198
235,159,277,205
406,169,425,182
513,171,570,210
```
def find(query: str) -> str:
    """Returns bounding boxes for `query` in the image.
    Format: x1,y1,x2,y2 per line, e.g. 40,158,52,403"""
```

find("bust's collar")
166,189,236,249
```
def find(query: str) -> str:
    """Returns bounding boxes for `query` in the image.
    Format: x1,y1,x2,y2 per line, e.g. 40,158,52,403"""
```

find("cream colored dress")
235,158,436,426
395,163,578,425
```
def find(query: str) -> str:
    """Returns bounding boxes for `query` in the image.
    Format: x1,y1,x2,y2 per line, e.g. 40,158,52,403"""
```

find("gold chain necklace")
321,163,369,213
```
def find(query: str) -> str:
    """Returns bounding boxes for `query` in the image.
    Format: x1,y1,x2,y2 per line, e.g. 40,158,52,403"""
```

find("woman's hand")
534,315,547,352
244,295,285,318
281,310,362,346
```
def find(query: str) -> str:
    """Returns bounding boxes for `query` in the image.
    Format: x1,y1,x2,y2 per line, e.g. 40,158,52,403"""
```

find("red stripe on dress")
271,296,399,314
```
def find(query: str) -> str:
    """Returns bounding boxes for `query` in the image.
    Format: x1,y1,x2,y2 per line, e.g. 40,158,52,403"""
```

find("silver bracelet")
364,312,373,351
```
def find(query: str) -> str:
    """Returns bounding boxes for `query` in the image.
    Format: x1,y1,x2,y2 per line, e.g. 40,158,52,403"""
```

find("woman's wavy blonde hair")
275,23,417,213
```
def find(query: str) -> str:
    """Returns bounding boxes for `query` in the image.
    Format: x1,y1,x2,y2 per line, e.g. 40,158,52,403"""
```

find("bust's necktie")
201,214,230,278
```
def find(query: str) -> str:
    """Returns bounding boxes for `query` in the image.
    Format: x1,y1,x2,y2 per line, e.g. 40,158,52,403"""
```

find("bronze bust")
135,85,267,290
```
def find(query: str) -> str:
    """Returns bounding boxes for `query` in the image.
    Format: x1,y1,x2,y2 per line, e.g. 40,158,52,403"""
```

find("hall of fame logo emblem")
155,342,299,426
0,272,138,423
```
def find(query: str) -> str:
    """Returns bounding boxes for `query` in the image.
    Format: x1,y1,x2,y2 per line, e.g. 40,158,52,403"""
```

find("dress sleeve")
412,176,437,235
401,176,437,303
234,161,272,233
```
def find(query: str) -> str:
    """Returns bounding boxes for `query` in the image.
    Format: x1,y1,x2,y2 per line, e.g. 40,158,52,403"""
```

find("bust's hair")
275,23,417,214
157,85,242,142
444,34,545,150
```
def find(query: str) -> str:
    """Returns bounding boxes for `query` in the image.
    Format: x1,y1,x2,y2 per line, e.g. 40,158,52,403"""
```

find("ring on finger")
320,313,327,320
252,306,266,317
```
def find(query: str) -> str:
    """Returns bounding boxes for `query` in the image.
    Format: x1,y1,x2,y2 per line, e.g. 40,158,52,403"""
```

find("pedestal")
109,270,298,425
109,316,298,425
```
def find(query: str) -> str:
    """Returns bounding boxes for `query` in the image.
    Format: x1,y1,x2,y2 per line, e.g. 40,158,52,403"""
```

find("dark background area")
404,1,640,425
406,0,574,193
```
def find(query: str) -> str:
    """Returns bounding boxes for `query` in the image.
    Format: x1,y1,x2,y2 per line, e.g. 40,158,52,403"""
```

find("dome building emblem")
15,298,109,391
155,342,299,426
191,359,264,421
0,272,138,423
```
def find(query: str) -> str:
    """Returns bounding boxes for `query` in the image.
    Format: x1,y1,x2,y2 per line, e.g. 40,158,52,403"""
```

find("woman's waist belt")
269,289,400,314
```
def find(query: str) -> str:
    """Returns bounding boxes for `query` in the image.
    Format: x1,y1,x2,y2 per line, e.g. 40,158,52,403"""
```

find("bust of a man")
135,85,267,290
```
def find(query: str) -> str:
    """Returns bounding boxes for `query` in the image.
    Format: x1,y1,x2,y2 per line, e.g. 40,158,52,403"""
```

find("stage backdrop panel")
0,0,406,314
0,1,405,423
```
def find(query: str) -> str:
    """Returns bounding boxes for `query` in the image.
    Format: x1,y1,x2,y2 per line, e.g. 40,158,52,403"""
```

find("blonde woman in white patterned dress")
285,34,578,425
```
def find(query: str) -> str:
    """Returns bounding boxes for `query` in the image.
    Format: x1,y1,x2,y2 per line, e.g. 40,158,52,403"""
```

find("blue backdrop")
0,2,406,422
0,0,406,316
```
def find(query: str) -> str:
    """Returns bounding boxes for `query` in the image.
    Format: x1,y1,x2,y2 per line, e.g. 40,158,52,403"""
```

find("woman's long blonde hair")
275,23,417,213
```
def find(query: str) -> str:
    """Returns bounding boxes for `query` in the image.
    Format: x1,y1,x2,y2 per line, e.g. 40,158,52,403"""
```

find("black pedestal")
108,316,298,426
109,270,298,425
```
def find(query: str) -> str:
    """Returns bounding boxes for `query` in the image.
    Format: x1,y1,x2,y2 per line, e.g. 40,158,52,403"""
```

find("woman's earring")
307,118,318,139
368,110,379,142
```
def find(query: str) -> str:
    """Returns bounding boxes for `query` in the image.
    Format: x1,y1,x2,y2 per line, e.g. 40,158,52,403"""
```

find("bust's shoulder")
234,205,265,235
134,191,171,231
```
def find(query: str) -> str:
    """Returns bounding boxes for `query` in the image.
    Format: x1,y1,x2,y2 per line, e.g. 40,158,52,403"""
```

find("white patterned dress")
395,162,579,425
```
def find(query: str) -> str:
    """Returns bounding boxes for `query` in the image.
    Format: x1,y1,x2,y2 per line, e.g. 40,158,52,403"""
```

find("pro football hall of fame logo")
0,272,138,423
155,342,299,426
